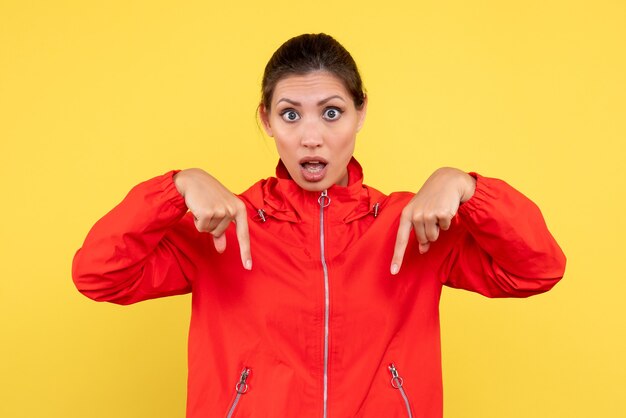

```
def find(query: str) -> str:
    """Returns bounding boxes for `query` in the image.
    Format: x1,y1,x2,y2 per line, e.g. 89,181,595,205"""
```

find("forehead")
272,71,350,104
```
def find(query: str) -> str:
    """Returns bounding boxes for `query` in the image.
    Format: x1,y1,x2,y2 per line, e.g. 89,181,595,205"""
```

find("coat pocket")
388,363,414,418
225,367,251,418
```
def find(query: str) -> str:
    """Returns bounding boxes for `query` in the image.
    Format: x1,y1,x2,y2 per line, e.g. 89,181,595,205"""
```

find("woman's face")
260,71,367,192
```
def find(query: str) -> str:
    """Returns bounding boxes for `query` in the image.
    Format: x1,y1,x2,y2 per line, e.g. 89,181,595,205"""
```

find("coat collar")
244,158,384,224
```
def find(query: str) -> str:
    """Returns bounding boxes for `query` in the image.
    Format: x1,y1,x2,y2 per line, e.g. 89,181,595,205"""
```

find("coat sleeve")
439,173,566,298
72,171,204,305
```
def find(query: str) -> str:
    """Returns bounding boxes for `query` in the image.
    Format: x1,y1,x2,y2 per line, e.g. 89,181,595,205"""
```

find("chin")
293,175,338,192
296,180,328,193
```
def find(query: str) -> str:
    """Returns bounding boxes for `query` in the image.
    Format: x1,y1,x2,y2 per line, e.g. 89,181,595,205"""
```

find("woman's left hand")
391,168,476,275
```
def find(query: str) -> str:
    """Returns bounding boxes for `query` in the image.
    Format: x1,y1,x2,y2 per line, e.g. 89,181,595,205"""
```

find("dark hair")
261,33,366,111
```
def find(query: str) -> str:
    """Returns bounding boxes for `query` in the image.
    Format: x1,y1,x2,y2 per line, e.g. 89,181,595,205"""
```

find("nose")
300,119,323,148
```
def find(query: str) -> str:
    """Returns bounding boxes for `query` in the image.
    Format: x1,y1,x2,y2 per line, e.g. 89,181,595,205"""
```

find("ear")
356,95,368,132
258,104,274,137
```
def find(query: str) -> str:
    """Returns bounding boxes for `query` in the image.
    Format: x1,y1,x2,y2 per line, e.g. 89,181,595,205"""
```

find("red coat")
72,159,566,418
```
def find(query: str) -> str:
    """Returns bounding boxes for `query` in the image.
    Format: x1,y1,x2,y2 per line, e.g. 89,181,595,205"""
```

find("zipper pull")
388,363,404,389
235,367,251,394
318,190,331,208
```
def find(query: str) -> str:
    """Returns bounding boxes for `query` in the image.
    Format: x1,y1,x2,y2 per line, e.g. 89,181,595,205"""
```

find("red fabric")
72,158,566,418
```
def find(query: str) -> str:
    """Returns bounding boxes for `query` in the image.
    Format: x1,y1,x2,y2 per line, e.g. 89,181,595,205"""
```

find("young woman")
73,33,566,418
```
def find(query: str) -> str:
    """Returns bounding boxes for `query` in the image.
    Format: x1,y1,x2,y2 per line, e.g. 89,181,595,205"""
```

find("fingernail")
390,263,399,275
245,259,252,270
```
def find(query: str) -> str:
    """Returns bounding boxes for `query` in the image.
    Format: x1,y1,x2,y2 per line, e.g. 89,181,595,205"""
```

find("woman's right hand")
173,168,252,270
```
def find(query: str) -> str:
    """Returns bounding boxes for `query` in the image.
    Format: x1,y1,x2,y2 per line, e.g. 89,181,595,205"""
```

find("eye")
322,107,343,121
280,109,300,122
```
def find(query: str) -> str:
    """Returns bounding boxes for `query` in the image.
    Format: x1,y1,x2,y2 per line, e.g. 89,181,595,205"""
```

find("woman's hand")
174,168,252,270
391,168,476,275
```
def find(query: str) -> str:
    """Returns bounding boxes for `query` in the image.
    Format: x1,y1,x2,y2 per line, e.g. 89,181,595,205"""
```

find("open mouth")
299,158,328,182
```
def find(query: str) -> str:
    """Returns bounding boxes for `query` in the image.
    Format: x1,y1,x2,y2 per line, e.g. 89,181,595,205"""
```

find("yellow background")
1,1,624,417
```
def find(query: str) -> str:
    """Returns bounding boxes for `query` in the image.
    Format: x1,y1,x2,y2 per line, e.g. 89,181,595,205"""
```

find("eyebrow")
276,95,346,106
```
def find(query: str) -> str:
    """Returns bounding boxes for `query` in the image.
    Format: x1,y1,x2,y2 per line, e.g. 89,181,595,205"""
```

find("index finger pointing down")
235,210,252,270
391,216,413,275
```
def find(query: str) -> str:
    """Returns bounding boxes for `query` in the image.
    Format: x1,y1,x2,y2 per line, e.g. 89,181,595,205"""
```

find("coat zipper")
388,363,414,418
318,190,330,418
225,367,250,418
